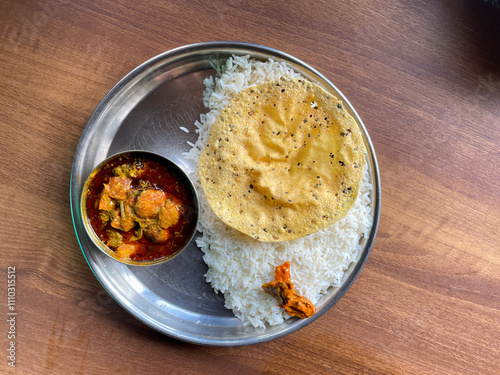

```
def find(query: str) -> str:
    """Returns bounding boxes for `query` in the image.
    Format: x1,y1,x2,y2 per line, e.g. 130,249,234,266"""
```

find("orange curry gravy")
84,152,197,263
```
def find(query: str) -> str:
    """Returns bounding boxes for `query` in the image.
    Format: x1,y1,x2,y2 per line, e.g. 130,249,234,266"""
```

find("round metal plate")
70,41,381,346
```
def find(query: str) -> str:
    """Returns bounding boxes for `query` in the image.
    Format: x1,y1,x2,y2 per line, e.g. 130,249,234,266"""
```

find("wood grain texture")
1,0,499,374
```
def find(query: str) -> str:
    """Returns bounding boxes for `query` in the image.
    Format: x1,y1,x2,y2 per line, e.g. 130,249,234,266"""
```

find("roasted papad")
199,78,366,242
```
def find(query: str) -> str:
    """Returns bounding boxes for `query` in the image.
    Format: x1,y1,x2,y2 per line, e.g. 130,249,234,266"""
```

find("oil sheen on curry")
83,152,197,263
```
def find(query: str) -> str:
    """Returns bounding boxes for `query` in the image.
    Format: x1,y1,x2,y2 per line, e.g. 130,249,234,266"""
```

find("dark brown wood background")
1,0,499,374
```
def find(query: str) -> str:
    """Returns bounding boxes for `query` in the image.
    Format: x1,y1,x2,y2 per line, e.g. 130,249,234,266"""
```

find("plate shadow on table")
461,0,500,68
437,0,500,107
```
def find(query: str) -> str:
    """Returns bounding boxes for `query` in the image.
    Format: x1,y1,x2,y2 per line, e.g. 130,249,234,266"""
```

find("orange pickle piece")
262,261,316,319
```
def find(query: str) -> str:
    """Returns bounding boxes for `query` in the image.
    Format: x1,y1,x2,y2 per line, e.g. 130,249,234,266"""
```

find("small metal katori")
70,41,381,346
81,150,199,266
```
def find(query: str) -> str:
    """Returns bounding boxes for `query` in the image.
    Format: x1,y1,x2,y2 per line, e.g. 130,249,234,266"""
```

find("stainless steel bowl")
81,150,199,266
70,41,381,346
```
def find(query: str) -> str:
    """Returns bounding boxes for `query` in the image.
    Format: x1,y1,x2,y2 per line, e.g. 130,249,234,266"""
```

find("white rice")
183,55,373,328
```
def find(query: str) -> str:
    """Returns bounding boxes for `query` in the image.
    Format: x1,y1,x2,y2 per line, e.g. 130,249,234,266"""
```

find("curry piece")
110,194,136,231
98,184,115,211
132,189,180,243
138,198,180,243
262,261,315,319
108,176,132,200
159,200,180,229
144,225,170,243
135,189,166,219
116,244,139,260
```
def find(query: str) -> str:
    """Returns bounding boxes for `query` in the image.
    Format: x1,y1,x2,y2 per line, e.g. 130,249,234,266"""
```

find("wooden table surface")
1,0,499,373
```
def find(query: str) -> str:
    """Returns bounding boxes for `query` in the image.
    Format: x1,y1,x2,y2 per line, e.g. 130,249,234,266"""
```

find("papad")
199,78,366,242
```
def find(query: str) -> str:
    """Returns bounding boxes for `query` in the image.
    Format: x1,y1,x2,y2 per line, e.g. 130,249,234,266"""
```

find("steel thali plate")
70,41,381,346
